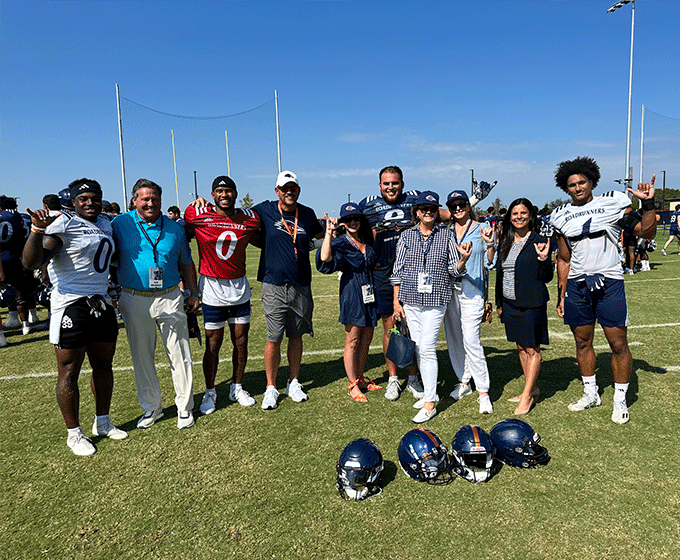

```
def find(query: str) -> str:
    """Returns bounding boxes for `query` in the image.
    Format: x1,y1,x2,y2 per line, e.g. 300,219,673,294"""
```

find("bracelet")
30,225,46,234
486,243,494,249
188,292,200,298
538,256,547,261
640,198,655,211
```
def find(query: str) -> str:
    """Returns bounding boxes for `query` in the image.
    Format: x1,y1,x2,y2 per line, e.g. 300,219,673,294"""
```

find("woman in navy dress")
317,203,381,402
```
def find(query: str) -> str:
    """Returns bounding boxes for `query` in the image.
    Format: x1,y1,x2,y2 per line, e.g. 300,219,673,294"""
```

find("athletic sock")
95,414,110,424
67,426,83,436
231,384,242,391
582,376,598,394
29,309,39,323
614,383,629,403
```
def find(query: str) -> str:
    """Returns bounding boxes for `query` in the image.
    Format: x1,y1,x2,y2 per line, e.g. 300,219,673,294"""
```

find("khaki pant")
119,287,194,414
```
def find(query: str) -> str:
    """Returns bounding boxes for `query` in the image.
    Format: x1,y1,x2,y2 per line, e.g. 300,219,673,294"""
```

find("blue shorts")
373,266,394,317
563,277,628,328
202,301,251,329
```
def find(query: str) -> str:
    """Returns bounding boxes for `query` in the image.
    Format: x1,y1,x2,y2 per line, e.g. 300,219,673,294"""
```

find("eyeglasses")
417,206,439,215
448,202,468,211
277,185,299,193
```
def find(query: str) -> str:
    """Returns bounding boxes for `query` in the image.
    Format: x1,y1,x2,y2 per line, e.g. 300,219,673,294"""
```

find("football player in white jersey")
22,179,127,456
551,157,656,424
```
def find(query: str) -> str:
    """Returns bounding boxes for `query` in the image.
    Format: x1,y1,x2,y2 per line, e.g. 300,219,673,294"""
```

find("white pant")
119,287,194,414
443,285,490,393
403,304,446,403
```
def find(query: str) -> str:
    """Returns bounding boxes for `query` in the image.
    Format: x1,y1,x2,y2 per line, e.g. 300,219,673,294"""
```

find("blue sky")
2,0,679,216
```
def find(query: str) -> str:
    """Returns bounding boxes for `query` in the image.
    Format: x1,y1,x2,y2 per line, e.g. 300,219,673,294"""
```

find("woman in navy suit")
495,198,552,414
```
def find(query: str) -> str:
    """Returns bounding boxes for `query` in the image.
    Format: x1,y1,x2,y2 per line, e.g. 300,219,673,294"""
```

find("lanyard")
137,216,163,267
452,219,473,245
278,202,299,258
421,228,435,268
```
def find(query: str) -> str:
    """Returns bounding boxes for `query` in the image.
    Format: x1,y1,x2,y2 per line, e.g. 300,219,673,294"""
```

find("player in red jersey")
184,176,260,413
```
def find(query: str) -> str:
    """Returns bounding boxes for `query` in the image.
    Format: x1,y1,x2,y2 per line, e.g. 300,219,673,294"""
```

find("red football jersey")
184,205,260,279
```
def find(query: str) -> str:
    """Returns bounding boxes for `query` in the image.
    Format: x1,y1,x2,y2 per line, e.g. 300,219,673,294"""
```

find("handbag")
386,319,416,369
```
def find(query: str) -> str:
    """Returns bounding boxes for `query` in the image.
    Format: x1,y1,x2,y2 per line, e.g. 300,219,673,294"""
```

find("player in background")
184,176,260,413
22,179,127,456
551,157,656,424
662,204,680,255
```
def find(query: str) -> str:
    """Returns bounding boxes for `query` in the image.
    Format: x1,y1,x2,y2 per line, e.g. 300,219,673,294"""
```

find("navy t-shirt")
0,210,27,262
253,200,323,286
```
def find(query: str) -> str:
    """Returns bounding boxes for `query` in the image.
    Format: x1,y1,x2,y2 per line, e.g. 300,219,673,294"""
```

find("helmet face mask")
336,439,384,501
398,428,455,485
450,425,496,483
490,419,550,469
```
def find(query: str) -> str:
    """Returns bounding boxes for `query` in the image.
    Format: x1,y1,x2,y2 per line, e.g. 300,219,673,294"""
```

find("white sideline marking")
2,325,677,382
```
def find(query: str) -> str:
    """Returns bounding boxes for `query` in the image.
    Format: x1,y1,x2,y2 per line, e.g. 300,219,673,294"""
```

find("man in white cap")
252,171,324,410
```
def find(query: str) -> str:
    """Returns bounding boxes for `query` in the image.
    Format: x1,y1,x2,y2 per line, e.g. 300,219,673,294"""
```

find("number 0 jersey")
45,211,115,296
184,205,260,280
358,190,420,269
550,190,630,280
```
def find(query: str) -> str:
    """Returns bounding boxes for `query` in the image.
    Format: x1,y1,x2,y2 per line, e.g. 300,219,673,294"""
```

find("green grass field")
2,234,680,560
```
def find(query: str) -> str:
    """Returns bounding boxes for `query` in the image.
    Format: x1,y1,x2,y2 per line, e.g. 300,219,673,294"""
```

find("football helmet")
58,187,74,210
450,424,496,483
336,438,384,501
489,419,550,469
397,428,454,485
35,284,52,308
0,283,17,308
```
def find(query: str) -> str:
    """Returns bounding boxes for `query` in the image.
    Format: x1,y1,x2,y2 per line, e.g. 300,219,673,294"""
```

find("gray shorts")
261,283,314,342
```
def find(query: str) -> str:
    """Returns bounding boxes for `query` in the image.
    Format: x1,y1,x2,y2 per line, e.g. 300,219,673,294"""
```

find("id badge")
361,284,375,304
149,267,163,289
417,272,433,294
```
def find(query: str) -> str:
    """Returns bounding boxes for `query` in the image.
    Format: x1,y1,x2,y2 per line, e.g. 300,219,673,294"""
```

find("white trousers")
119,287,194,414
403,304,446,403
443,285,490,393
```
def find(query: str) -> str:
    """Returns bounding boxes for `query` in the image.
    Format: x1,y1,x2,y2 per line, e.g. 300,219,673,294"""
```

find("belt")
121,285,178,297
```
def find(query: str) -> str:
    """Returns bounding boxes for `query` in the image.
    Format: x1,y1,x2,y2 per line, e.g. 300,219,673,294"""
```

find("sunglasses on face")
448,201,468,211
417,206,439,215
277,185,299,194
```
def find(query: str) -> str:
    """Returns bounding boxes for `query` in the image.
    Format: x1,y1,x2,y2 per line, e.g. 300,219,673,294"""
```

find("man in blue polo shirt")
112,179,200,430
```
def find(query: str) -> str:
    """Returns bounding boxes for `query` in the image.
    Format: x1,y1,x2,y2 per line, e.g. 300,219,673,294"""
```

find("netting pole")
275,90,282,173
225,130,231,176
639,104,645,183
171,130,180,207
116,84,128,209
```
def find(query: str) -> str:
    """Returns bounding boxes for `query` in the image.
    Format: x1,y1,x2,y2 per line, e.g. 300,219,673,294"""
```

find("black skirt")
501,300,549,348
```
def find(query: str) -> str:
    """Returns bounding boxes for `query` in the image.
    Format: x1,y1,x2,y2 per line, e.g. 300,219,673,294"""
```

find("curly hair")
555,156,600,193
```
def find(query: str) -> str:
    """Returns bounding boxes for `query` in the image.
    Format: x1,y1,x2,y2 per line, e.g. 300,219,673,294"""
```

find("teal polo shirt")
112,210,193,291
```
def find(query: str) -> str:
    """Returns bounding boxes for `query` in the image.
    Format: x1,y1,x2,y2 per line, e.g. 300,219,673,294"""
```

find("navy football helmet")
489,419,550,469
450,425,496,483
0,283,17,308
336,438,384,501
58,187,74,210
398,428,454,485
35,284,52,308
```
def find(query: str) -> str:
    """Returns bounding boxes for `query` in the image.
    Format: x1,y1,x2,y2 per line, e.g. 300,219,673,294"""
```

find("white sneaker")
21,323,31,336
0,333,8,348
229,385,256,407
136,409,164,429
384,377,402,401
450,383,473,401
405,376,425,399
92,418,128,439
413,395,440,409
478,394,493,414
67,430,96,456
662,248,667,255
285,379,309,402
412,407,437,423
177,411,195,429
568,392,601,412
2,318,21,329
612,400,630,424
200,390,217,415
262,386,279,410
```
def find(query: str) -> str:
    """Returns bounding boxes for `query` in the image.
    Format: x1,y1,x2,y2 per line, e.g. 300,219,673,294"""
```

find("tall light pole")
608,0,635,190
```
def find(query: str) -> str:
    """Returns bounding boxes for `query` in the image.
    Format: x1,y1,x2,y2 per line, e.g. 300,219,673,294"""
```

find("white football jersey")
46,211,115,297
550,190,630,280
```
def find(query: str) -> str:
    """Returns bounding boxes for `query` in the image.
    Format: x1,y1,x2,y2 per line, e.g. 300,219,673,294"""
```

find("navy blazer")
495,230,553,309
